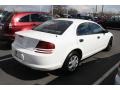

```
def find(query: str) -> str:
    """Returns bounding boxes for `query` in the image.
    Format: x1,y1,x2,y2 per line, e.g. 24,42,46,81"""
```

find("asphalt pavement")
0,29,120,85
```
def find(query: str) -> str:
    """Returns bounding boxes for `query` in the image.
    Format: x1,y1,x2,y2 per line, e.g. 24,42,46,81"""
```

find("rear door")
76,22,101,59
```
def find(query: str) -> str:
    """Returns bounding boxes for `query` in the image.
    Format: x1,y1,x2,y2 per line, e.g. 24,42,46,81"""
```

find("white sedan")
12,18,113,72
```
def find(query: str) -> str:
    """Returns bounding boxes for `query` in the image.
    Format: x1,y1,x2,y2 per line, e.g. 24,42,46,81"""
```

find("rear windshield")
33,20,73,35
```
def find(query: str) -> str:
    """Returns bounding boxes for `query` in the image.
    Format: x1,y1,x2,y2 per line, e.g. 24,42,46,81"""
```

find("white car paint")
12,18,113,71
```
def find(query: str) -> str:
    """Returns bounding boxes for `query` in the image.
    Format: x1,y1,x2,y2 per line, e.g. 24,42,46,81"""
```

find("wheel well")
70,49,82,59
111,36,113,40
62,48,83,67
109,36,113,45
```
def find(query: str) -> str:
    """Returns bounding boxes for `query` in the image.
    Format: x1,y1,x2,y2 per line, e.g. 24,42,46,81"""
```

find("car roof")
14,12,48,14
55,18,95,24
14,12,49,16
11,12,50,20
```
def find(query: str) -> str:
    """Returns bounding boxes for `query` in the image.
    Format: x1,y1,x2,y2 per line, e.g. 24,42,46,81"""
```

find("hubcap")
68,55,79,71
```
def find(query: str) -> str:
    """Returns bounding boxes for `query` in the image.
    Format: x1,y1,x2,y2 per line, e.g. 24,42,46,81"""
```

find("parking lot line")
93,60,120,85
0,57,13,62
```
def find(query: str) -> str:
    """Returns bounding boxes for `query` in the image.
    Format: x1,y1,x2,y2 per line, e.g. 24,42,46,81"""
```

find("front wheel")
62,51,81,73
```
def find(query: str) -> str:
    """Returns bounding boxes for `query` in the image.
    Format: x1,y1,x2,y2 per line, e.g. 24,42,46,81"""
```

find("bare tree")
68,8,78,15
0,8,4,12
52,5,67,17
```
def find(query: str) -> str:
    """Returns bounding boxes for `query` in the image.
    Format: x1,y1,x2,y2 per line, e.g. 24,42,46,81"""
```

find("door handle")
79,39,84,42
97,36,100,39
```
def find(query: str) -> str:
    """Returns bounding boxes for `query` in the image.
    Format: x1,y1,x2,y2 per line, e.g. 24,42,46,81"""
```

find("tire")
104,38,113,51
61,51,81,73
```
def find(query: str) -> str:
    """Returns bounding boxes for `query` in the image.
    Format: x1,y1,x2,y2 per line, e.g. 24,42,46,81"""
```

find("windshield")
33,20,73,35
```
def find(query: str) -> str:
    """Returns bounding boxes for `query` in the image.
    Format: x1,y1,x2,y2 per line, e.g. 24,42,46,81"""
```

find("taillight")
36,41,55,49
35,41,55,54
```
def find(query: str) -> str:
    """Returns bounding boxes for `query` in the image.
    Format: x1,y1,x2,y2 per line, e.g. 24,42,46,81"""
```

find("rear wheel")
104,38,113,51
62,51,81,73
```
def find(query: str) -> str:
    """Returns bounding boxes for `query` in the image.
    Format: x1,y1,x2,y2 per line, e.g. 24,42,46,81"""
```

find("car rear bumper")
12,44,63,71
12,55,62,71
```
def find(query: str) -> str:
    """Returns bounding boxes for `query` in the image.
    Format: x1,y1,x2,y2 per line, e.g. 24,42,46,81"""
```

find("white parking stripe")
0,57,13,62
93,60,120,85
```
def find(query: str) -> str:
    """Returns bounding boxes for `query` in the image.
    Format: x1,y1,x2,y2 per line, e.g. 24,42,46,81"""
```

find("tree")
0,8,4,12
68,8,78,15
53,5,67,17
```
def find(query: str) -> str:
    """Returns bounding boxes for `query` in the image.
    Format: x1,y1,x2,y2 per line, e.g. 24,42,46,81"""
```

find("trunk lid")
14,30,59,50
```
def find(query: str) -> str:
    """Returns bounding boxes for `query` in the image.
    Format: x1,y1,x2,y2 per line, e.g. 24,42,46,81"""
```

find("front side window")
33,20,73,35
77,23,92,35
19,15,30,22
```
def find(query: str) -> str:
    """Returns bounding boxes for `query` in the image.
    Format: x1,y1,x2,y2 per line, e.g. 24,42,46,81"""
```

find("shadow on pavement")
0,41,12,50
47,53,120,85
0,54,12,60
0,55,49,80
0,53,120,84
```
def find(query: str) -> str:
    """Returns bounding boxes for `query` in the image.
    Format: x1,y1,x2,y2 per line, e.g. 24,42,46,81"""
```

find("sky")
68,5,120,13
0,5,120,13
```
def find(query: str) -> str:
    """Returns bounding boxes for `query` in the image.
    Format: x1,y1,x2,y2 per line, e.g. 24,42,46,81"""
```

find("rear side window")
31,14,40,22
33,20,73,35
89,23,103,34
31,14,52,22
19,15,30,22
77,23,92,35
39,14,52,22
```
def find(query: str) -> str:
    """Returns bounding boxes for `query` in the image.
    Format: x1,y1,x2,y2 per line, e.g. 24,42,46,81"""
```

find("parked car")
103,16,120,29
93,17,107,28
12,18,113,72
62,14,72,18
94,17,105,24
115,64,120,84
77,14,94,21
0,11,12,23
0,11,10,20
0,11,52,41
